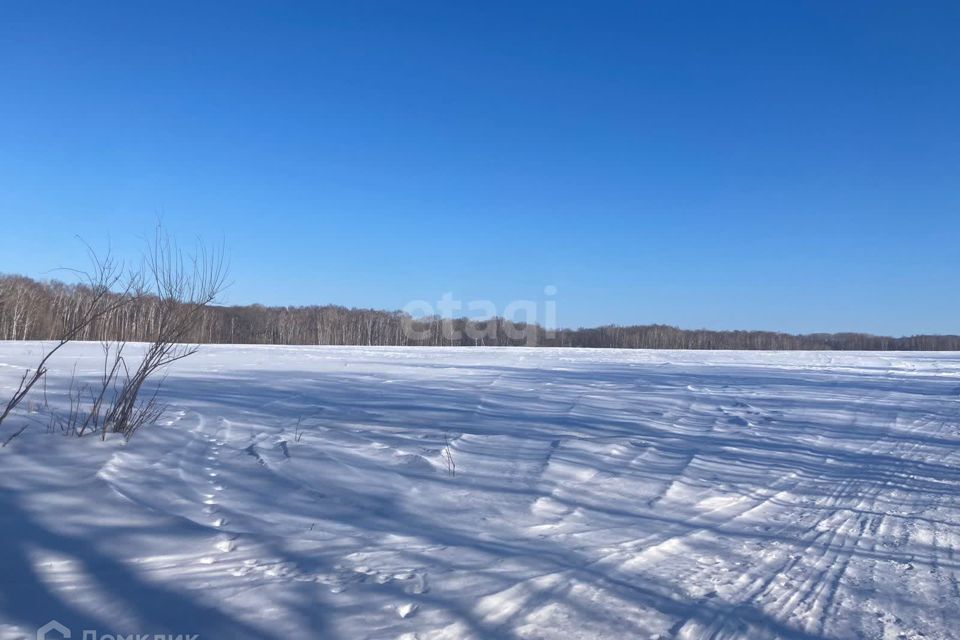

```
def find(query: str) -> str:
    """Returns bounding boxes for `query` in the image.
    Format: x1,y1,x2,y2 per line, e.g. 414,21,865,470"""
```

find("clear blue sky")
1,1,958,335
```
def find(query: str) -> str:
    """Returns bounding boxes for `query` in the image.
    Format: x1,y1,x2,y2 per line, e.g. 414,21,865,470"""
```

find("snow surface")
1,343,959,639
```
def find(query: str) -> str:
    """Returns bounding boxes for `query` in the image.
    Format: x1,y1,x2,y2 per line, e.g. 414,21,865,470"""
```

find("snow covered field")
1,343,959,640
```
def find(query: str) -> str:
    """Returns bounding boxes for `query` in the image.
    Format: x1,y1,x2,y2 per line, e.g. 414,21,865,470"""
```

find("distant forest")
2,273,958,350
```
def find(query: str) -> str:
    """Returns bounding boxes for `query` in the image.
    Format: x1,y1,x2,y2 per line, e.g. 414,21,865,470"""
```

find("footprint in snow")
332,565,429,595
231,558,305,580
397,603,419,619
215,536,236,553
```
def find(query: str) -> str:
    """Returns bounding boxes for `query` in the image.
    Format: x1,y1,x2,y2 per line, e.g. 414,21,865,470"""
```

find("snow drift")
1,343,958,639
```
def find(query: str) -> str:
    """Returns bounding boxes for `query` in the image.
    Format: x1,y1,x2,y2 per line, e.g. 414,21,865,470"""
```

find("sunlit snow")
2,343,959,639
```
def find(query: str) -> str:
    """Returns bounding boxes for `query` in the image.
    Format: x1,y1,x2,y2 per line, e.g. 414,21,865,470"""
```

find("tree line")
1,273,957,350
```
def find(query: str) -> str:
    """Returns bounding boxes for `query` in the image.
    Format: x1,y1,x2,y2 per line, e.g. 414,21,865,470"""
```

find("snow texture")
1,343,959,639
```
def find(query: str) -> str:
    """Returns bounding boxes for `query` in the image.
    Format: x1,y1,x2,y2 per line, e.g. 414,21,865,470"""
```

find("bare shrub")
0,249,137,437
0,230,228,443
103,230,227,439
442,431,457,477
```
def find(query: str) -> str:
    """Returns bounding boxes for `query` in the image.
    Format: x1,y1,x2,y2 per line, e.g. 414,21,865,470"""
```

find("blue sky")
1,1,958,335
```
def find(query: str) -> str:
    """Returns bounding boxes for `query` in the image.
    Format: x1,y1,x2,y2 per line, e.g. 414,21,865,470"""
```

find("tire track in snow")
668,396,960,639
